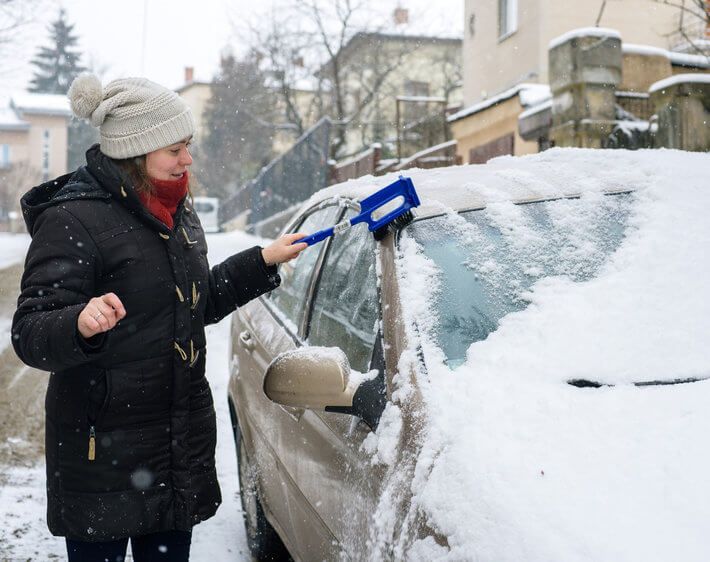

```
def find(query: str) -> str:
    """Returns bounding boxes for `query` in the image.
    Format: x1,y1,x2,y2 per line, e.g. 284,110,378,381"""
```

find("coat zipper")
86,370,110,462
88,426,96,461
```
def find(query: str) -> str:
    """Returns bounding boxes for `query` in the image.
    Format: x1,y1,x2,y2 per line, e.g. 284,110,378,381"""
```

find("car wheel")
234,421,291,561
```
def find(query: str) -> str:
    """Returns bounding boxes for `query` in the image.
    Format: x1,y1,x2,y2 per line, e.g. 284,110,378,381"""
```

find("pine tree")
28,8,85,94
28,9,97,170
195,53,276,200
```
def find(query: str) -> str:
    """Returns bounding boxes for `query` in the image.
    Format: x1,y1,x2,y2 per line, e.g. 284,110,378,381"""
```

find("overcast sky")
1,0,463,100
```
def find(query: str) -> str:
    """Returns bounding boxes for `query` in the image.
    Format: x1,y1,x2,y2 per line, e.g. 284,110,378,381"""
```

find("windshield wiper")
568,376,709,388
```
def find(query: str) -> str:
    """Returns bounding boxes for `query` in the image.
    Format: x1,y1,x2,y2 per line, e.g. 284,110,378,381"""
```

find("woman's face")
145,137,193,181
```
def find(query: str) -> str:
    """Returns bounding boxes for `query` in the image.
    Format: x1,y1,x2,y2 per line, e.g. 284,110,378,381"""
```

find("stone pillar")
548,28,623,148
650,75,710,152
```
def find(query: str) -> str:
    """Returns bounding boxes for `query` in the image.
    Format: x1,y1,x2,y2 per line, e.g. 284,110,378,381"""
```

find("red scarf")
138,172,189,229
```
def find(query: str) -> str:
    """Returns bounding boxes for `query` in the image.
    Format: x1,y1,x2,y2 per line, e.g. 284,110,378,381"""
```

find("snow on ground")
0,228,267,561
0,232,31,269
0,465,64,559
366,148,710,561
0,317,11,353
191,229,272,561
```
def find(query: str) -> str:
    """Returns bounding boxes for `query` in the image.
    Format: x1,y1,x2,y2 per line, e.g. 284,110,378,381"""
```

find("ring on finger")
93,312,104,321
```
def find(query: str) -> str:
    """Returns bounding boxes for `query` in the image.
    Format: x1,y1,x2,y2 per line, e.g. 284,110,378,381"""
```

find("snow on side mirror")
264,347,357,410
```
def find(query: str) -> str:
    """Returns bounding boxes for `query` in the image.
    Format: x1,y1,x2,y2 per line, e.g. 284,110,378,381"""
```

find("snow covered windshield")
404,193,632,368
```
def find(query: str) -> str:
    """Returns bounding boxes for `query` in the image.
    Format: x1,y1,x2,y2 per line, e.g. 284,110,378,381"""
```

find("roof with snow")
10,93,71,117
447,83,551,123
0,107,30,131
667,50,710,69
304,147,658,220
175,80,213,94
649,72,710,93
623,43,710,70
548,27,621,50
318,29,461,75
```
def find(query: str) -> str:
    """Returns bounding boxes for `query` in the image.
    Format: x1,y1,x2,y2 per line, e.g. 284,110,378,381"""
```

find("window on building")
498,0,518,39
42,129,50,181
404,80,430,98
0,144,9,169
402,80,431,125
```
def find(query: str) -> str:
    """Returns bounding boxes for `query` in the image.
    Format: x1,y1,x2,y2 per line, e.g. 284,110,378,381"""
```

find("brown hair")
115,155,193,200
115,155,154,196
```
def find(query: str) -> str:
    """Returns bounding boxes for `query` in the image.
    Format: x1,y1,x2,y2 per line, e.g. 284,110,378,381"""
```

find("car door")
232,202,343,554
280,207,386,558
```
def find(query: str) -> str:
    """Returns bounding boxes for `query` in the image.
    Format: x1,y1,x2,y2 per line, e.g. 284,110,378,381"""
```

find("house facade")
0,93,71,180
452,0,709,163
329,29,462,158
464,0,684,105
175,67,214,145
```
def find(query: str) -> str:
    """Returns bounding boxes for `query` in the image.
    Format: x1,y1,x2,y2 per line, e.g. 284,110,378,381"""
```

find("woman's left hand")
261,233,308,265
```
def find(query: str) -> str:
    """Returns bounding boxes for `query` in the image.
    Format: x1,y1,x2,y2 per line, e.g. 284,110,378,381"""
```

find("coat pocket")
59,420,172,493
87,370,111,428
100,355,173,430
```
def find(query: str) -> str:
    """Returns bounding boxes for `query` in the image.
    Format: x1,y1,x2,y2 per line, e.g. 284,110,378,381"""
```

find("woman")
11,74,306,561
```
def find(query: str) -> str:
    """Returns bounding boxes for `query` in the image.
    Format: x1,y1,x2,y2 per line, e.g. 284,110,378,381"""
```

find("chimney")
393,7,409,25
184,66,194,84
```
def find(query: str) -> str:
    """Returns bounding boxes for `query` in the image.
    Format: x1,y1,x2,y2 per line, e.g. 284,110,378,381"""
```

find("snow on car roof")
309,148,656,219
361,147,710,561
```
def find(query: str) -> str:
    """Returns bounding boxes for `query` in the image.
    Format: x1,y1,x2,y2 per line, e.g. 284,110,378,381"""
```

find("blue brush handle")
295,226,335,246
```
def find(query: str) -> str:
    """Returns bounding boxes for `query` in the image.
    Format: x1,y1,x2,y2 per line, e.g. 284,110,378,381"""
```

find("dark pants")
65,529,192,562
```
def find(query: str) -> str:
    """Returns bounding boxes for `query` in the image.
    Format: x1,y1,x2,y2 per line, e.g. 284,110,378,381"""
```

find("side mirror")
264,347,358,410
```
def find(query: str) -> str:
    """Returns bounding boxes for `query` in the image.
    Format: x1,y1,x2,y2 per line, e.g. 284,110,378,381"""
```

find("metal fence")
616,91,654,121
329,143,381,185
220,117,332,228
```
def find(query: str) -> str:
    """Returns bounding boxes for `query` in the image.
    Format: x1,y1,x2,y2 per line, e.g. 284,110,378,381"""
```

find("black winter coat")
11,145,280,542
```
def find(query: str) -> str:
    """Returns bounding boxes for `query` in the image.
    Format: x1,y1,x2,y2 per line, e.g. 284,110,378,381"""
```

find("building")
0,93,71,180
451,0,710,163
176,65,319,158
321,22,462,158
175,67,214,145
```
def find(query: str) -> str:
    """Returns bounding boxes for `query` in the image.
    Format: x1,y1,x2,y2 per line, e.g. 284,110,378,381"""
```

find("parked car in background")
193,196,220,233
227,149,710,562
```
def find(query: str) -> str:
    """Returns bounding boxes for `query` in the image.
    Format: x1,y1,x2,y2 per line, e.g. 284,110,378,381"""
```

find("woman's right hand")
77,293,127,339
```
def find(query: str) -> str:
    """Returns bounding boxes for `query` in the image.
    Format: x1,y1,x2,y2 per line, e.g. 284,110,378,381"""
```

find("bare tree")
238,0,421,158
0,161,41,229
653,0,710,56
195,51,277,199
0,0,42,95
0,0,31,44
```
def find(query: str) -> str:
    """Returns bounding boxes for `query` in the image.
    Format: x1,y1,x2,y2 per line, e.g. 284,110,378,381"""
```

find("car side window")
307,209,379,373
269,205,342,334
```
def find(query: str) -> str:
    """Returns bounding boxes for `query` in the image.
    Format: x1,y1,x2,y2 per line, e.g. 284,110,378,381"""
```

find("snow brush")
295,176,421,246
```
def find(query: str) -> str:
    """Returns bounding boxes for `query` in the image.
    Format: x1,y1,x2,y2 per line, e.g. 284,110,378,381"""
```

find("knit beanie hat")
68,73,194,159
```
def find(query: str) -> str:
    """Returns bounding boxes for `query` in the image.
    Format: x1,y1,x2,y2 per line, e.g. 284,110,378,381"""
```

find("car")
193,196,220,233
227,148,710,562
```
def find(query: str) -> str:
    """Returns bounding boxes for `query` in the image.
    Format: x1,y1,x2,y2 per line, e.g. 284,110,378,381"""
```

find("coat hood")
20,144,150,236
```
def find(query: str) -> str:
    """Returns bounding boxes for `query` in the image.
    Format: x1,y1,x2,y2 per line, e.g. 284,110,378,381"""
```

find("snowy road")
0,230,267,561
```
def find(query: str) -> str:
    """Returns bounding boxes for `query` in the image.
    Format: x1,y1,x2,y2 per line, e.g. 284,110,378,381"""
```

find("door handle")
239,330,255,351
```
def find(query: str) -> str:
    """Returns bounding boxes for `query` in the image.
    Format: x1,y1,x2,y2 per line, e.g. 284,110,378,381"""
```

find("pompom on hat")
68,73,194,159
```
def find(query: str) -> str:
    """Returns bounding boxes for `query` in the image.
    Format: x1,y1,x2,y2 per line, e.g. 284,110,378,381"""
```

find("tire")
234,419,291,561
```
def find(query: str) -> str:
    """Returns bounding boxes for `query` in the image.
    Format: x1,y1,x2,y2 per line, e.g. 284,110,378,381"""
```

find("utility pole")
140,0,148,74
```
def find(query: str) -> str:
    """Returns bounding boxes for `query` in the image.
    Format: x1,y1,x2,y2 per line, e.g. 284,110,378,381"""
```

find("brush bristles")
372,210,415,241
